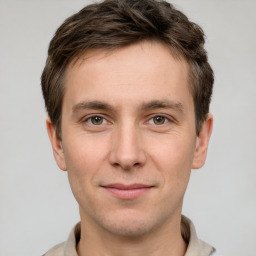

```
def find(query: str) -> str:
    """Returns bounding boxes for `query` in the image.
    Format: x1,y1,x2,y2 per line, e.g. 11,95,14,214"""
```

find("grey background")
0,0,255,255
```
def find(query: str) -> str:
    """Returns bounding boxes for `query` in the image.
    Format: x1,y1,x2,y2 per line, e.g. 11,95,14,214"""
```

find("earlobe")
192,114,213,169
46,117,67,171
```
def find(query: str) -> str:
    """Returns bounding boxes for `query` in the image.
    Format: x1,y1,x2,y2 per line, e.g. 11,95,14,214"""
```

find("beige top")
43,216,216,256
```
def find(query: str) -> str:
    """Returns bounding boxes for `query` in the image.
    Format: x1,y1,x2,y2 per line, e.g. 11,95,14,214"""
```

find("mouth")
101,183,154,200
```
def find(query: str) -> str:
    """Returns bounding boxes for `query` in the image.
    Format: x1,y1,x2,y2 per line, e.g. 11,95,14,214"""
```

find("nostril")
117,162,141,171
108,140,147,170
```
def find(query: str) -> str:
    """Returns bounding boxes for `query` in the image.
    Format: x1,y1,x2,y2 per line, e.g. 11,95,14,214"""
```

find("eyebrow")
72,100,115,114
72,99,184,114
140,100,184,113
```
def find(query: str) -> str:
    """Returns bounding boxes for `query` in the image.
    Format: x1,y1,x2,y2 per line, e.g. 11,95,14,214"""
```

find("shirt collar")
181,215,215,256
61,215,215,256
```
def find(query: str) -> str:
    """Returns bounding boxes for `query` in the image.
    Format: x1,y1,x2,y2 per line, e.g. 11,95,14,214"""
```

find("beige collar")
44,215,215,256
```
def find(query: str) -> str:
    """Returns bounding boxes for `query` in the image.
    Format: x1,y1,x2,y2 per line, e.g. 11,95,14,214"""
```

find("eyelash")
82,115,108,126
82,114,173,127
147,115,171,126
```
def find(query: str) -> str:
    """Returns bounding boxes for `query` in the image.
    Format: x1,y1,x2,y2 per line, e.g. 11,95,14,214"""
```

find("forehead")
63,41,192,110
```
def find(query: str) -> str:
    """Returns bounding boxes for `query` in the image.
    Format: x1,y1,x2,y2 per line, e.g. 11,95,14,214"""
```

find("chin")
104,217,153,238
97,208,168,238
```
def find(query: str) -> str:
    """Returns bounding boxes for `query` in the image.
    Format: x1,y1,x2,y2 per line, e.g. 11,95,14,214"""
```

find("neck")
77,213,187,256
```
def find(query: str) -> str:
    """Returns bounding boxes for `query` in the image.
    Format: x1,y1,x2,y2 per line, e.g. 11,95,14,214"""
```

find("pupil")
154,116,164,124
93,116,102,124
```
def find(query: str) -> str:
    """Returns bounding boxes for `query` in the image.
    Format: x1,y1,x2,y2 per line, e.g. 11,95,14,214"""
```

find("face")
47,41,212,238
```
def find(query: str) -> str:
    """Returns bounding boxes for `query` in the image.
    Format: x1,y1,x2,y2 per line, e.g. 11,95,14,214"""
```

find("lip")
101,183,154,200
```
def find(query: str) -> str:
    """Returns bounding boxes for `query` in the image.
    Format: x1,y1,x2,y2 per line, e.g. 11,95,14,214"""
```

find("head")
42,0,213,243
41,0,213,140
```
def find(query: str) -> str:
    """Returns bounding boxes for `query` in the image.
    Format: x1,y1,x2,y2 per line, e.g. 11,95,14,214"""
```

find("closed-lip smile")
101,183,154,199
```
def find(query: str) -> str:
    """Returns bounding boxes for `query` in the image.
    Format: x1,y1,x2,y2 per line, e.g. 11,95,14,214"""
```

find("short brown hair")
41,0,214,139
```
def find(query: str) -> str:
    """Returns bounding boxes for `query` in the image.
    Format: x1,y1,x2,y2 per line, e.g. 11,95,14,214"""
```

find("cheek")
62,134,109,196
64,132,109,170
148,135,195,187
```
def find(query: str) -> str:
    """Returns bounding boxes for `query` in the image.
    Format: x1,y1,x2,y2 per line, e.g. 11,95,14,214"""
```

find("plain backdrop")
0,0,255,255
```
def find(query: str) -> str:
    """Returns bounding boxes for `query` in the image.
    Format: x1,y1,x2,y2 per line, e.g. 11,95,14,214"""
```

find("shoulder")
42,222,80,256
209,250,224,256
198,239,217,256
181,215,216,256
42,242,65,256
199,240,224,256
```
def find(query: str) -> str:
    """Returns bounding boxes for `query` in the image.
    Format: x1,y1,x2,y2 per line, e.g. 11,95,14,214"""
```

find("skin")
47,41,213,256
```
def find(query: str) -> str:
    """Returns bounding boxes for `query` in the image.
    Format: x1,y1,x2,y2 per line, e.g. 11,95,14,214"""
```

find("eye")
149,116,169,125
87,116,106,125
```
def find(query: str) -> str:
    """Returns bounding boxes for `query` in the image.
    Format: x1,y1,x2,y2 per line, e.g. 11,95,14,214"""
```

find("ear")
192,114,213,169
46,117,67,171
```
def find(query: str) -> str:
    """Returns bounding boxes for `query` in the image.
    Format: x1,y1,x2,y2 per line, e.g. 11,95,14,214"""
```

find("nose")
109,123,146,171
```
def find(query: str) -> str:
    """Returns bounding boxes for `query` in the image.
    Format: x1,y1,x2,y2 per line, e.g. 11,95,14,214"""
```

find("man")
41,0,215,255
